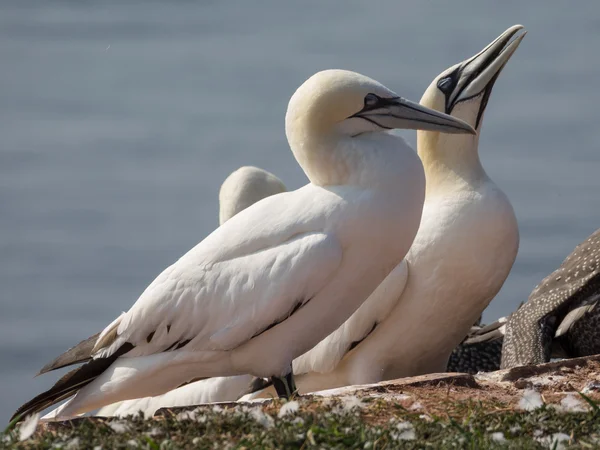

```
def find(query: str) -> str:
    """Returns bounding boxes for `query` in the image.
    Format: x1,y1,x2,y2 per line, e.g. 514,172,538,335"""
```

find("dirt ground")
33,354,600,434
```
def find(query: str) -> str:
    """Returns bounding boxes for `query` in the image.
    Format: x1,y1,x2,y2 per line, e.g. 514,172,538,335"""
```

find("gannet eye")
437,76,455,94
364,93,380,108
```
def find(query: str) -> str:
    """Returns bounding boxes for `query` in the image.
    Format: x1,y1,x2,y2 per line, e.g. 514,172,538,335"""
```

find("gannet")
87,167,288,419
45,165,288,420
13,69,474,421
245,25,526,396
500,228,600,368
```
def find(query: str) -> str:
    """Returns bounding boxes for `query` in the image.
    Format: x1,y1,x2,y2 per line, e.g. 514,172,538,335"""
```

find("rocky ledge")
5,355,600,449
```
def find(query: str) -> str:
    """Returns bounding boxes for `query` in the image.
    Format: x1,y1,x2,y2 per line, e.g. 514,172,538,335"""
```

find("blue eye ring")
437,76,454,93
364,93,379,108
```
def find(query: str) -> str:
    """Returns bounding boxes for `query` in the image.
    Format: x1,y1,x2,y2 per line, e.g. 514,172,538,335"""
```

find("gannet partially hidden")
218,166,287,224
13,69,475,420
245,25,525,396
501,228,600,368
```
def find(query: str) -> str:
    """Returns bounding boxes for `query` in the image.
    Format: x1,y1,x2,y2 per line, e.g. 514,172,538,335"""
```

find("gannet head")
419,25,526,145
218,166,287,225
418,25,526,189
286,69,475,185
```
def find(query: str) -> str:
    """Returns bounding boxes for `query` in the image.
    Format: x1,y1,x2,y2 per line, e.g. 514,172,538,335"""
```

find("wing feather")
37,332,100,375
91,188,344,363
25,186,344,418
293,259,408,374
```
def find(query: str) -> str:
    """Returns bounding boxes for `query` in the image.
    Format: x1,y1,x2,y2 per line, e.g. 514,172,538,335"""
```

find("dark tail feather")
464,318,507,345
13,342,134,422
243,377,273,396
476,317,507,335
37,332,101,376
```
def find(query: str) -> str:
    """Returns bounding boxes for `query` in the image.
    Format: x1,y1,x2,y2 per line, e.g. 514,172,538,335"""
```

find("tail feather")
37,332,100,376
13,342,133,421
464,320,506,345
555,299,599,338
244,377,273,396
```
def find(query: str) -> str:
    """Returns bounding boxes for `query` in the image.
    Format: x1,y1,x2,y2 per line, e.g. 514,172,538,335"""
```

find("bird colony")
12,24,600,423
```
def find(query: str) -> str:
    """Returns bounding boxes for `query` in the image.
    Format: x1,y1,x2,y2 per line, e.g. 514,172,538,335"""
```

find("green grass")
2,397,599,449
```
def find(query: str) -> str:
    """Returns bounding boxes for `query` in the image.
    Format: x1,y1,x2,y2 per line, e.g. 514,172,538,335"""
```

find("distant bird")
13,69,474,421
501,228,600,368
282,25,524,394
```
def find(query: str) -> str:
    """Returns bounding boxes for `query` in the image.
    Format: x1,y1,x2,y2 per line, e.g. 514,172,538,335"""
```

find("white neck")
417,126,488,197
289,128,421,192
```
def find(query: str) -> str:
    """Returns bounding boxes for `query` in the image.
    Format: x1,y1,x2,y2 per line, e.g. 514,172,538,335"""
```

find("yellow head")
285,69,475,185
418,25,526,190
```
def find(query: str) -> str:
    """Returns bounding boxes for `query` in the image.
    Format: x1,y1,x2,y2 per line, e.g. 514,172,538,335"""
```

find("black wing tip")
10,389,61,423
245,377,273,396
13,342,134,422
36,359,63,377
11,365,87,422
36,332,101,376
37,362,60,377
9,411,24,425
10,404,37,424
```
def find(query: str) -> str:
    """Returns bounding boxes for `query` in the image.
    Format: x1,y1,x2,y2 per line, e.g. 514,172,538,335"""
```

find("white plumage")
95,376,257,418
62,27,526,417
286,26,524,393
19,68,474,420
86,167,287,418
218,166,287,224
90,167,406,417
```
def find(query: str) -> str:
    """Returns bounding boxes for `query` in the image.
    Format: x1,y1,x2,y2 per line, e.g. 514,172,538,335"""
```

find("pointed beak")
449,25,526,113
353,96,476,135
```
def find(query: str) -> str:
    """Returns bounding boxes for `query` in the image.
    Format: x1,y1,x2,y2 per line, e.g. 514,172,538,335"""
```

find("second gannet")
13,69,474,421
263,25,526,394
218,166,287,224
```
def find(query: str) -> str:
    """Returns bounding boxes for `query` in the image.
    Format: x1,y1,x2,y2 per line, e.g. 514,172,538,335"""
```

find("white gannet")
42,165,289,419
249,25,525,396
13,69,474,420
87,167,288,419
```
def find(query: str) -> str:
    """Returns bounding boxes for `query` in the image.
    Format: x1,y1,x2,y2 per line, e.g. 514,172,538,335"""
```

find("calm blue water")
1,1,599,423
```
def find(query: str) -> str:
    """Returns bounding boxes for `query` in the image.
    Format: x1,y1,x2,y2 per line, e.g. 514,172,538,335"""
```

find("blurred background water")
1,0,599,423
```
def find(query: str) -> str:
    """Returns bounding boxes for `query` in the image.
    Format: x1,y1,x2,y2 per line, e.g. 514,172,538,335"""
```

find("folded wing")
16,188,344,419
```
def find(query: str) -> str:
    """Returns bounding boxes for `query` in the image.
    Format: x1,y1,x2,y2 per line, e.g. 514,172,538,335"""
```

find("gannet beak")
447,25,526,116
352,95,476,135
